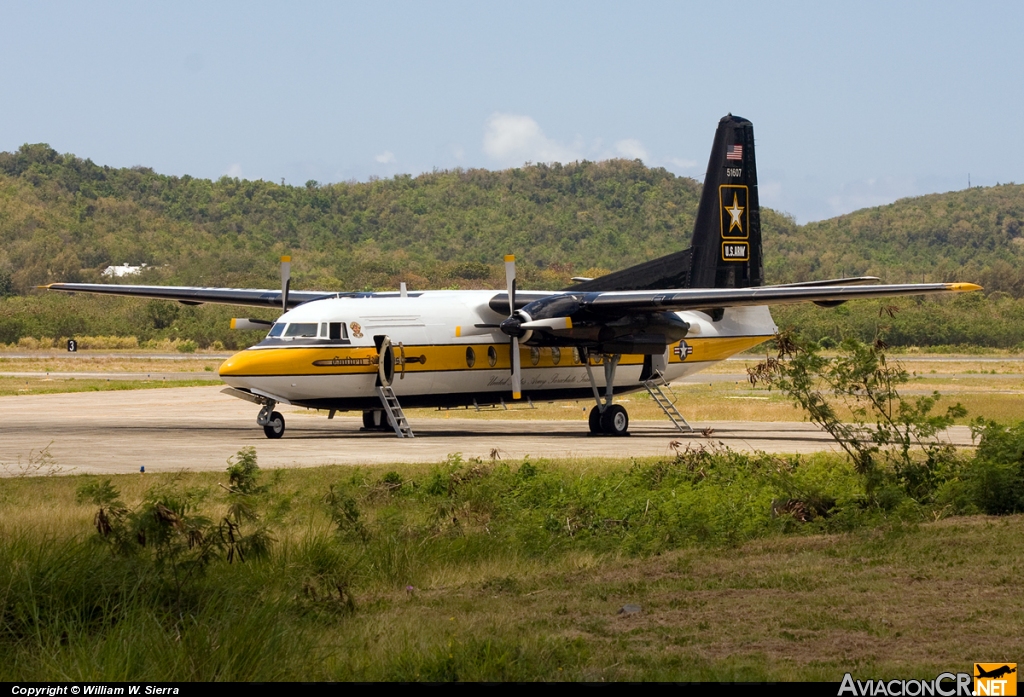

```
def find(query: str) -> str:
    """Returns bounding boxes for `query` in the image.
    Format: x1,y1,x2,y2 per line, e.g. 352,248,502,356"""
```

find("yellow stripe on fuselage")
668,335,771,363
219,336,773,377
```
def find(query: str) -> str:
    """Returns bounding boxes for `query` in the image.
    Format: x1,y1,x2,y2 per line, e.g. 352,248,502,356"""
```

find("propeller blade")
455,324,501,337
510,336,521,400
231,318,274,330
280,255,291,312
519,317,573,331
504,254,516,311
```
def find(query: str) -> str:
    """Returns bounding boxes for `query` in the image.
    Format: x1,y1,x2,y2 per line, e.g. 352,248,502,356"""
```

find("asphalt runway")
0,386,975,476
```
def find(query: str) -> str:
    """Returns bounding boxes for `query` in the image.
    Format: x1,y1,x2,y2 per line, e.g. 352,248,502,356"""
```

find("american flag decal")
726,144,743,161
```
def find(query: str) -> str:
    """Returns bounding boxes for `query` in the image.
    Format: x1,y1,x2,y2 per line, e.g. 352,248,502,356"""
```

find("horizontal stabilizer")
772,276,880,288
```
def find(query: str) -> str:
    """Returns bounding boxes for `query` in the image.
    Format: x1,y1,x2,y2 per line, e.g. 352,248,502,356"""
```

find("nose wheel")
257,403,286,439
263,412,285,438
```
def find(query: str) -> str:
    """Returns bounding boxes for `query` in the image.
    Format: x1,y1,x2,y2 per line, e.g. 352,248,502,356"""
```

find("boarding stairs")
376,386,415,438
643,372,693,433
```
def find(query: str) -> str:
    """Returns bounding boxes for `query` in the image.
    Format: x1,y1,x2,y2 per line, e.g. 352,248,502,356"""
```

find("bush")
963,421,1024,514
751,334,967,503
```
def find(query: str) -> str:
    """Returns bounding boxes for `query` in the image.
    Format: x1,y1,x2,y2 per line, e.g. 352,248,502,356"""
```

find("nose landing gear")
257,403,286,439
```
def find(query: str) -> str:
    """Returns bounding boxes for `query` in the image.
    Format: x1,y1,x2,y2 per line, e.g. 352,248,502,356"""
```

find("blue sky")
2,0,1021,222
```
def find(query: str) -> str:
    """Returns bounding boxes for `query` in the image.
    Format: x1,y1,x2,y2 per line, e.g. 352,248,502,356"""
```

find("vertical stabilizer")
688,114,764,289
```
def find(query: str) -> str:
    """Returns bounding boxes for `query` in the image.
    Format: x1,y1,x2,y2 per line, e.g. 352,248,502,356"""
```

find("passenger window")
267,323,285,338
283,323,318,338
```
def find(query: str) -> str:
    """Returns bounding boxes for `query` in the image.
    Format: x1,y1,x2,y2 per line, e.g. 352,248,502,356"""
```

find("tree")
750,334,966,501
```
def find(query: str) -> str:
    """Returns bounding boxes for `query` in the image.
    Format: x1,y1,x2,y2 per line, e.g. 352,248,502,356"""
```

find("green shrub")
963,421,1024,514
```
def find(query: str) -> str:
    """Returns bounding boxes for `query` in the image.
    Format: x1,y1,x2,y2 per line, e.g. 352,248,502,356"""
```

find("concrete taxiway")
0,386,975,476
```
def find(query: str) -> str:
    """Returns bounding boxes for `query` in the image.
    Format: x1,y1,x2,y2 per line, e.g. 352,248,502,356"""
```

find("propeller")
504,255,521,399
280,255,291,312
232,256,292,331
452,254,575,400
231,318,273,330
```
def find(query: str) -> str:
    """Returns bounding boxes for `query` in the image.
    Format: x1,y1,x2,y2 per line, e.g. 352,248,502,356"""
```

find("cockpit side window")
283,323,318,338
267,323,285,338
329,322,348,341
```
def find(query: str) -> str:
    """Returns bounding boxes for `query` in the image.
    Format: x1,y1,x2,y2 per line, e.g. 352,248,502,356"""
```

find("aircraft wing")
40,283,336,309
581,282,981,314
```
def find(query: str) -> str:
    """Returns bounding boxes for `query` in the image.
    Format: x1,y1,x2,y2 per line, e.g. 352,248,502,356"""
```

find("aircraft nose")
219,350,257,377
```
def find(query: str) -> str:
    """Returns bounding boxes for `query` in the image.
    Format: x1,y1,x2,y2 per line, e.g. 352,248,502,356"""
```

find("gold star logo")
725,193,744,234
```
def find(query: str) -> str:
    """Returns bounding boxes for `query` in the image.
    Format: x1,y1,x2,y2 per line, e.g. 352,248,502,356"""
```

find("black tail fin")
563,114,763,293
688,114,763,289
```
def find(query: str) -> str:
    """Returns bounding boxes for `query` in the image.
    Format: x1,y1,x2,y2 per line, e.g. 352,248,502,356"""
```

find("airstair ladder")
376,386,415,438
643,373,693,433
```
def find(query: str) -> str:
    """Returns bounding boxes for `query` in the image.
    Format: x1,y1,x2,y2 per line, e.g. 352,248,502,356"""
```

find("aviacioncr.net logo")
839,672,974,696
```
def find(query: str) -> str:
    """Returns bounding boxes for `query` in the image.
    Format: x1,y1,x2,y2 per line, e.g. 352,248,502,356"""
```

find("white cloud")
375,151,396,164
667,157,699,170
823,176,919,218
481,113,687,173
224,163,242,178
614,138,648,161
483,113,582,166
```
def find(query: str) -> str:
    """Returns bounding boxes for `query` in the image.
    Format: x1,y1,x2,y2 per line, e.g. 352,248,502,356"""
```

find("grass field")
2,451,1021,681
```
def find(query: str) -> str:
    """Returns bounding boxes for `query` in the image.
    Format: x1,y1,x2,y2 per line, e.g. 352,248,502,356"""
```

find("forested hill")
1,143,1022,298
0,144,709,294
766,185,1024,295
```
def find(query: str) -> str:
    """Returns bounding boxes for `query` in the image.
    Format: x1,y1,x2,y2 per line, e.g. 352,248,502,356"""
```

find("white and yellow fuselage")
218,290,776,411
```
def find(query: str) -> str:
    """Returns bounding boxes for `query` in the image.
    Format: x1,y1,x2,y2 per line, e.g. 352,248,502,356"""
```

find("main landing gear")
583,351,629,436
258,403,285,439
361,409,392,432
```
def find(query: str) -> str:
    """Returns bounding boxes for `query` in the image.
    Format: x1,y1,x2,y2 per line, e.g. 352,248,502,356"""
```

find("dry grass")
0,354,225,373
0,375,216,397
332,515,1024,680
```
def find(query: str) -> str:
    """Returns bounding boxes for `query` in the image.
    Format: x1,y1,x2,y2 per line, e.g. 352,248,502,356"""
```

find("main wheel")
599,404,629,436
588,405,603,434
362,409,390,431
263,411,285,439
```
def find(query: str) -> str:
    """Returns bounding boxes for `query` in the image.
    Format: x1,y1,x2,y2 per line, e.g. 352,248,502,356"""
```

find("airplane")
43,114,981,439
975,665,1016,680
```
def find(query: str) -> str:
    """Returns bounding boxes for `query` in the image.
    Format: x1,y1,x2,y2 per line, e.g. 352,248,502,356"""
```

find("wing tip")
947,283,983,292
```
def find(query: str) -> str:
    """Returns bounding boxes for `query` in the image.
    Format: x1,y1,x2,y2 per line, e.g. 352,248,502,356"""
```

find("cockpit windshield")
283,323,319,338
265,321,350,341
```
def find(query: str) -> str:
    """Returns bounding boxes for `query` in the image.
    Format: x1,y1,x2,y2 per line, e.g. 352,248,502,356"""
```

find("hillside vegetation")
768,184,1024,293
1,143,1022,348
